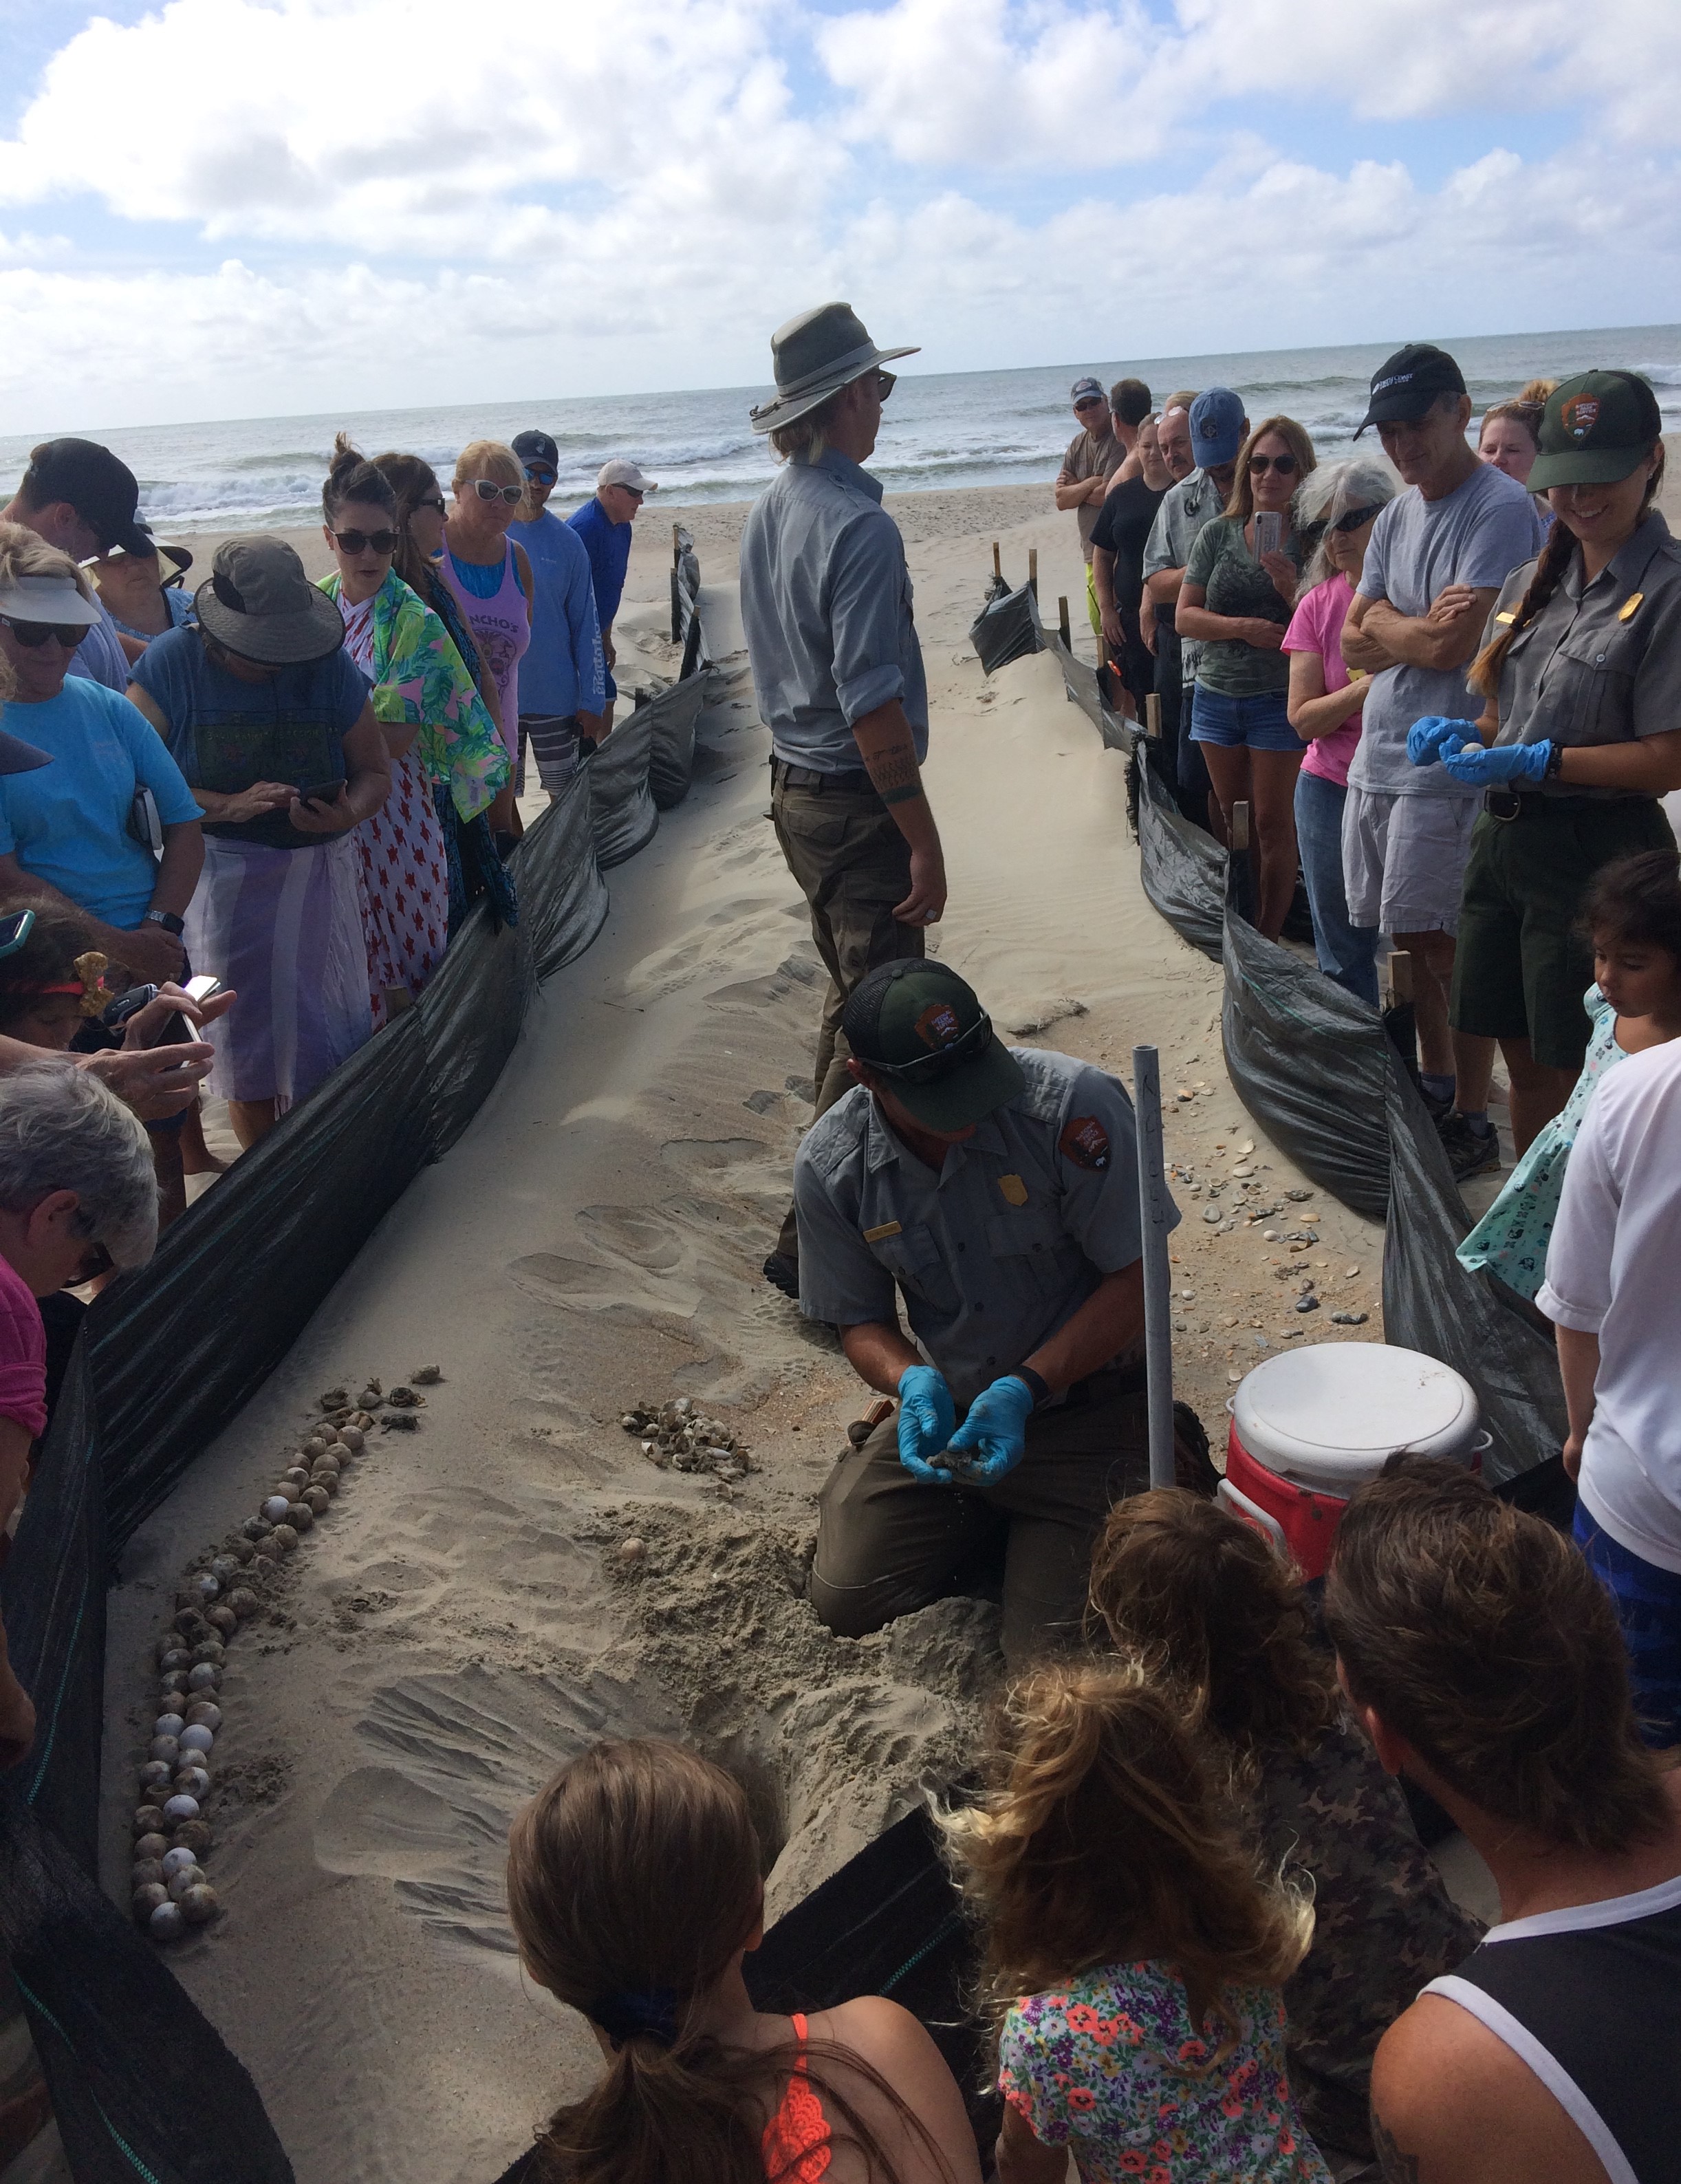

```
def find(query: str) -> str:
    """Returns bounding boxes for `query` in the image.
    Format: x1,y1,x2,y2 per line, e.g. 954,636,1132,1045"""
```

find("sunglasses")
523,466,557,486
1074,396,1105,412
331,528,398,555
472,479,523,506
1330,503,1384,535
875,370,896,400
1248,452,1299,475
416,495,447,517
1,614,87,649
866,1010,995,1085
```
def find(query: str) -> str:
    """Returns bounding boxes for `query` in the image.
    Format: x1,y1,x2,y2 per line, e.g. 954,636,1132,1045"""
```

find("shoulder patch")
1059,1115,1111,1171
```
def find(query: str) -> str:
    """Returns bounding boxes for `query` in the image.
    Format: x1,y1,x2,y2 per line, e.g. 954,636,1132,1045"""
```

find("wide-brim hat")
194,533,345,666
1527,369,1664,492
749,302,918,435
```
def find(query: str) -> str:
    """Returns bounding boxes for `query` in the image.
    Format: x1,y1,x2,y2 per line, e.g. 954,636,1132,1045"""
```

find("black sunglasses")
865,1010,995,1085
416,495,447,517
472,479,523,506
1,614,87,648
1248,452,1299,475
331,528,398,555
1330,503,1385,534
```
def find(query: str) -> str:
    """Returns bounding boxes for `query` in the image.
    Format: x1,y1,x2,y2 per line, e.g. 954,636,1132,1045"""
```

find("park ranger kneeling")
796,958,1212,1665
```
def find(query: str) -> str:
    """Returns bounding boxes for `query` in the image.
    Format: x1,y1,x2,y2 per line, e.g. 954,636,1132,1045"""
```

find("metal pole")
1133,1044,1175,1489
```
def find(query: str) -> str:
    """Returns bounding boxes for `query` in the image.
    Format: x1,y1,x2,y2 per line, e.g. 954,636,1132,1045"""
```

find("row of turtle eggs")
133,1418,367,1941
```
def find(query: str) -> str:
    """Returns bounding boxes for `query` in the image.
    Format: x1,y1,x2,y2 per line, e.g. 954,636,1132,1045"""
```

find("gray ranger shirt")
1477,511,1681,798
793,1047,1175,1407
739,448,929,775
1142,468,1227,689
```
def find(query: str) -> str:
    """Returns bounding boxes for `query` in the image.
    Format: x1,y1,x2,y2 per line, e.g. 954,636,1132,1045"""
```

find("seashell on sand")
133,1883,169,1922
410,1364,442,1384
180,1883,218,1926
149,1901,184,1941
186,1662,220,1691
134,1832,170,1861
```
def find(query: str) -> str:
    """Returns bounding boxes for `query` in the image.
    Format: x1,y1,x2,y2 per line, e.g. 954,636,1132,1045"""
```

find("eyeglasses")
615,487,645,503
1,614,87,649
330,528,398,555
1248,452,1299,476
865,1010,995,1085
472,479,523,506
1330,503,1384,535
523,466,557,486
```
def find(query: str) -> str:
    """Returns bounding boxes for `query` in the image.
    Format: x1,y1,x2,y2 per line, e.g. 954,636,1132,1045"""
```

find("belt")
1483,788,1649,823
772,759,876,794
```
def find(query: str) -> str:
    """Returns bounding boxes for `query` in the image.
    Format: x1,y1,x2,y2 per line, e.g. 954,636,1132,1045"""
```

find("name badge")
1494,610,1517,625
1619,592,1644,623
863,1220,902,1243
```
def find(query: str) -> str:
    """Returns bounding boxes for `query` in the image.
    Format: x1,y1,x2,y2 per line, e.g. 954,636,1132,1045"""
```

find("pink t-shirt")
1282,573,1365,788
0,1255,46,1440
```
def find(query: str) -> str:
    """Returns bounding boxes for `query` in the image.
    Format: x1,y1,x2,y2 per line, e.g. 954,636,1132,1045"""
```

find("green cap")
841,960,1026,1132
1527,370,1662,492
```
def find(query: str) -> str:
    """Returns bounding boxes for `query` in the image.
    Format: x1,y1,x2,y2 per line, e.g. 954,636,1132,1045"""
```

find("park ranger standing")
795,959,1213,1666
740,301,947,1301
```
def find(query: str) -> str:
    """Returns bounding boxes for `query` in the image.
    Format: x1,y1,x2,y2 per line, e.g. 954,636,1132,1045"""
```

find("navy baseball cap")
512,430,559,473
1071,377,1106,407
1354,345,1466,437
1189,387,1246,471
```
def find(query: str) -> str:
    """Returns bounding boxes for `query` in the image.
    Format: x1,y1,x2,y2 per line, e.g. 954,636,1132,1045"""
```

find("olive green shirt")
1479,512,1681,797
1184,515,1302,698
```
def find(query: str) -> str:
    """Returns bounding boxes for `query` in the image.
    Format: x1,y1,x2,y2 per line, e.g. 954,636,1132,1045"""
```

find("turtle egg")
149,1901,184,1942
208,1555,239,1583
161,1845,198,1878
180,1883,218,1926
302,1486,329,1516
173,1608,206,1638
186,1662,220,1691
174,1766,210,1799
231,1537,254,1564
163,1794,200,1824
172,1819,212,1853
166,1863,205,1901
180,1724,214,1755
185,1700,222,1731
303,1433,331,1457
139,1760,173,1792
158,1669,189,1695
335,1427,363,1454
281,1467,311,1493
158,1643,192,1672
241,1515,272,1542
205,1605,237,1637
268,1524,298,1553
250,1553,276,1580
308,1471,338,1499
149,1736,180,1766
193,1639,226,1665
154,1712,186,1740
133,1805,166,1836
312,1452,341,1478
285,1502,313,1532
134,1831,169,1861
131,1857,165,1890
319,1387,349,1411
192,1572,220,1601
261,1495,291,1524
133,1883,169,1922
227,1589,258,1621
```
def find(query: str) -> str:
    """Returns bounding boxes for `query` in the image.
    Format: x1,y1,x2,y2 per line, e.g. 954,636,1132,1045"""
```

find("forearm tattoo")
866,739,924,807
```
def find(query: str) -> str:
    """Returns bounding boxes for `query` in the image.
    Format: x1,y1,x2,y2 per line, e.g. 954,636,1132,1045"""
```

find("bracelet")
1014,1365,1051,1410
1544,741,1565,779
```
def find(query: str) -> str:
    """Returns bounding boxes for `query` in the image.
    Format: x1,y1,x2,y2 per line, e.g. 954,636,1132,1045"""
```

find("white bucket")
1230,1341,1485,1499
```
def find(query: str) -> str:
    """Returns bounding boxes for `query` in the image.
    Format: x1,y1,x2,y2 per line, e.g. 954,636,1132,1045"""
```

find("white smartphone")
183,974,224,1004
1253,511,1282,558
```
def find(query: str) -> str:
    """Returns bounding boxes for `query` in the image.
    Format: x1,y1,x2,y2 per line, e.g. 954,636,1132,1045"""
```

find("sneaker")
1438,1111,1501,1181
762,1250,800,1300
1418,1079,1455,1124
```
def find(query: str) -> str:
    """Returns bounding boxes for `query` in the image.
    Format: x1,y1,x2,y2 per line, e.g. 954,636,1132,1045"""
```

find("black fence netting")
1017,621,1567,1493
0,610,702,2178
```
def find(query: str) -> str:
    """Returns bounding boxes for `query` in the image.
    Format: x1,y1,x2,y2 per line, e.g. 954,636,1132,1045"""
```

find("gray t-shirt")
1350,463,1546,797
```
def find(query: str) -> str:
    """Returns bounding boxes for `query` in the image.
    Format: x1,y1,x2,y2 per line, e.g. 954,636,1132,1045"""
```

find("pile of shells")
131,1364,442,1944
620,1396,754,1484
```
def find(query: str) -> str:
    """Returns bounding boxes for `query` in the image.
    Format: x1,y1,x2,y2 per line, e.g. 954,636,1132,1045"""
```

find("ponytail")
1470,440,1666,702
323,429,398,526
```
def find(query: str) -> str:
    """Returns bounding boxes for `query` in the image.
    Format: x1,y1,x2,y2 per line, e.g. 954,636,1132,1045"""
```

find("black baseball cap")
1354,345,1466,437
841,961,1025,1131
23,438,152,556
512,430,559,472
1526,371,1663,492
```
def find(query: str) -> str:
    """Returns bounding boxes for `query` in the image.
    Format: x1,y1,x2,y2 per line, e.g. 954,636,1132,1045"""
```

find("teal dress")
1457,988,1625,1299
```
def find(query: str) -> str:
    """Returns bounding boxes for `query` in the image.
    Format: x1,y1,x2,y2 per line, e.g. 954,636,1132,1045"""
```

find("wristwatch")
142,909,186,936
1544,743,1566,779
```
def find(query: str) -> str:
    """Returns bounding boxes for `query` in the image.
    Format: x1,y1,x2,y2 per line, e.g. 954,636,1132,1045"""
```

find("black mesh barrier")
969,577,1044,676
0,651,702,2179
646,677,706,812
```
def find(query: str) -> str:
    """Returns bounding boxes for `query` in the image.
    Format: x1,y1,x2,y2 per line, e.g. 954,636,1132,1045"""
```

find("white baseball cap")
597,458,658,494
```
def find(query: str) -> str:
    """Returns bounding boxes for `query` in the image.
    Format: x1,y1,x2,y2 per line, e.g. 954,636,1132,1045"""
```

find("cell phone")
183,975,223,1004
0,909,34,961
1253,512,1282,558
297,780,343,806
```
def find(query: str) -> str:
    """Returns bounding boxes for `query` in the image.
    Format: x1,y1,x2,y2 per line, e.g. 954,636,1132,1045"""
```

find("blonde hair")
768,385,849,464
1222,415,1317,522
506,1738,949,2184
0,521,94,600
1161,389,1200,418
940,1661,1312,2064
451,437,531,519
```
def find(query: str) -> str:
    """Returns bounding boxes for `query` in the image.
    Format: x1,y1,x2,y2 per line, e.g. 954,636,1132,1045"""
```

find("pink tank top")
438,541,530,766
761,2014,831,2182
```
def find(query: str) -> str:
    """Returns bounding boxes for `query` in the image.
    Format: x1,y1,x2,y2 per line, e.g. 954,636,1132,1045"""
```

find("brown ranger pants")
770,761,924,1259
808,1367,1153,1667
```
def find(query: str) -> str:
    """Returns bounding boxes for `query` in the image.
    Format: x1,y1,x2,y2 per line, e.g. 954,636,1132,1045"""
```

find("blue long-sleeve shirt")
506,511,606,720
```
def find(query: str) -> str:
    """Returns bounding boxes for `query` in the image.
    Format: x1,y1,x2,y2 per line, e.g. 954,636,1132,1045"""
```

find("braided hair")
1468,440,1666,702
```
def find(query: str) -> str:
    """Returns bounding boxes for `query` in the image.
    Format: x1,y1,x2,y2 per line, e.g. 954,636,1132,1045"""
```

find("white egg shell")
179,1725,214,1755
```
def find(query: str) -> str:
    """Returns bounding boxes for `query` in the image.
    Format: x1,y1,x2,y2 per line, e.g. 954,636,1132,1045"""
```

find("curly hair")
1087,1489,1339,1764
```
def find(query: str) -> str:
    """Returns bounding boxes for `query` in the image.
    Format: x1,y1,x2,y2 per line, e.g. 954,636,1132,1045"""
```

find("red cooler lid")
1233,1341,1479,1494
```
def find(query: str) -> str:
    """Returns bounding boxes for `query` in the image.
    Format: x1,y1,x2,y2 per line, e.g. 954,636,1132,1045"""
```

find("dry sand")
102,481,1394,2183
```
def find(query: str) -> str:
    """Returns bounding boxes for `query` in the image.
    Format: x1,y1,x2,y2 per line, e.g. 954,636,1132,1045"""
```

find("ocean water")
3,324,1678,535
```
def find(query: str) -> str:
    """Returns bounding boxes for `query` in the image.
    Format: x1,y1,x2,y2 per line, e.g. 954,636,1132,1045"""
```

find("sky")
0,0,1677,432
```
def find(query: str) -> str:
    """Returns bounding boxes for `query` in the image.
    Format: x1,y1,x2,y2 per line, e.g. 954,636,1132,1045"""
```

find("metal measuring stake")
1133,1044,1175,1489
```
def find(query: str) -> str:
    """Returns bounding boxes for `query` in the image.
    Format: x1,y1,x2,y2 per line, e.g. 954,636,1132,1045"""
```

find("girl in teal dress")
1458,849,1681,1299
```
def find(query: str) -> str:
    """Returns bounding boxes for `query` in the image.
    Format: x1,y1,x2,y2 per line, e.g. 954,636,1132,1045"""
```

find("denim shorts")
1187,684,1301,753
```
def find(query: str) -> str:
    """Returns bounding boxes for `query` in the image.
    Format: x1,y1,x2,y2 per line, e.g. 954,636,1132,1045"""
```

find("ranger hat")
748,303,918,435
1526,371,1663,492
193,535,345,667
842,960,1025,1132
1354,343,1466,436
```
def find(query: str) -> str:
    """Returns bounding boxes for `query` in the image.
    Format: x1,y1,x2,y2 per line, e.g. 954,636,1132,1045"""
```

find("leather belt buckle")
1484,788,1523,823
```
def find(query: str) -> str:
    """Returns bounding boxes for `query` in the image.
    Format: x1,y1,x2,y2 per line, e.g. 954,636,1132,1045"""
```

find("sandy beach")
99,477,1474,2184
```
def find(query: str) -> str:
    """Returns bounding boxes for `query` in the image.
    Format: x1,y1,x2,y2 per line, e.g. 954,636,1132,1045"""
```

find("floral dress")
320,570,509,1026
1456,988,1627,1300
999,1963,1331,2183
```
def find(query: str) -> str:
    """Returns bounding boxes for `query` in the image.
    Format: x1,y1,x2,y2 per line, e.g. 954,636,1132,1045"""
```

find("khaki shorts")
1341,786,1477,937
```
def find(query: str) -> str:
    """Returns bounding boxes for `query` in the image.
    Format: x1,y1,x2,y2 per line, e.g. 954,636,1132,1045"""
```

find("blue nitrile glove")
1407,716,1478,768
1440,736,1552,787
897,1365,957,1485
944,1375,1037,1485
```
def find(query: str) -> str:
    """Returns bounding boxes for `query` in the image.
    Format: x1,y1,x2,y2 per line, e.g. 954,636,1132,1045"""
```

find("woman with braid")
1409,371,1681,1154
